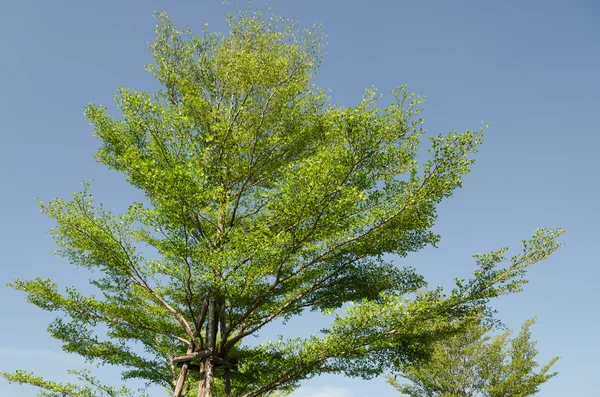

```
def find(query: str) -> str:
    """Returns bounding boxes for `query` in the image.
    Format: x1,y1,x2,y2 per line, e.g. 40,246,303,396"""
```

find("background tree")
1,6,563,397
387,319,559,397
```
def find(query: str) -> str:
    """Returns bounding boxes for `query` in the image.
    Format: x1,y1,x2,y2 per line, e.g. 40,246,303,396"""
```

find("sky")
0,0,598,396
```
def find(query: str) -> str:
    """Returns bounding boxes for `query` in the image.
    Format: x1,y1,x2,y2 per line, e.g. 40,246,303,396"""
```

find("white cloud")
289,386,354,397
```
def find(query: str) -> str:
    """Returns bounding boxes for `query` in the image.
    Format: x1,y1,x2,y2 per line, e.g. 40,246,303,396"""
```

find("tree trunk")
201,357,215,397
173,362,190,397
175,299,208,397
221,303,232,397
199,298,217,397
197,361,205,397
173,342,195,397
224,367,232,397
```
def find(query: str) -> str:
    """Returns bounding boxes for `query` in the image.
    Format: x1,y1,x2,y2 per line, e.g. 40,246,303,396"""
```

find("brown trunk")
173,341,196,397
201,357,215,397
224,368,232,397
201,207,225,397
174,299,208,397
173,362,190,397
221,303,232,397
196,361,205,397
199,298,217,397
219,303,227,354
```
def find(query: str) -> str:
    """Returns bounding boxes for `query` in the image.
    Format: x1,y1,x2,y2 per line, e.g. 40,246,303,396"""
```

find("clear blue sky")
1,1,598,396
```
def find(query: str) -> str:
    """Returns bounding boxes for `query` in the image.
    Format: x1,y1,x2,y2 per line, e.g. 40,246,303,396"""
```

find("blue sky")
0,1,598,396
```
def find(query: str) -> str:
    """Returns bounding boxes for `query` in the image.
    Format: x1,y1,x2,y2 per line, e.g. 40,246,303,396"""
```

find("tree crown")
2,7,563,397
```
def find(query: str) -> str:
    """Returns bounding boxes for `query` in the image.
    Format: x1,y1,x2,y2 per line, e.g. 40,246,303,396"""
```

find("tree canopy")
388,318,559,397
1,6,563,397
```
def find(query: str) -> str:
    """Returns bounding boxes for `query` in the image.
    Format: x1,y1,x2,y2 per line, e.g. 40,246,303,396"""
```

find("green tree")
1,7,563,397
387,319,559,397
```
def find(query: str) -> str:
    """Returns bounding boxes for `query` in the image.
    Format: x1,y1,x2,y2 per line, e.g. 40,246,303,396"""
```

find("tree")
1,6,564,397
387,319,559,397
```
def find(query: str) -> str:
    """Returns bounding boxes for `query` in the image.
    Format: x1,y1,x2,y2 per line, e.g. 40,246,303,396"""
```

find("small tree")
2,6,563,397
387,319,559,397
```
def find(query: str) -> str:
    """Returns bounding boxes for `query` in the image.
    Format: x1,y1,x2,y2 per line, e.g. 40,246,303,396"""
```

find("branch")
171,351,211,364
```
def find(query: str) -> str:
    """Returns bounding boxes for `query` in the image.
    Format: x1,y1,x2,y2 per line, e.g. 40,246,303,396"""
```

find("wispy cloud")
289,386,354,397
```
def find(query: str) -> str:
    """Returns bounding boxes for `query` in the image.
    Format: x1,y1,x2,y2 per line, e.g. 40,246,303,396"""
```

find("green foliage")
387,319,559,397
2,370,148,397
2,5,563,397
